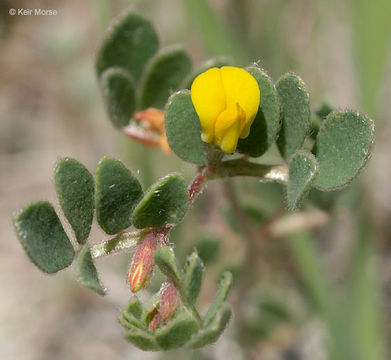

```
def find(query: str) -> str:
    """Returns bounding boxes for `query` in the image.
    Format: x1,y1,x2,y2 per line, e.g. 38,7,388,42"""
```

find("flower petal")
214,104,245,153
191,68,226,143
220,66,260,137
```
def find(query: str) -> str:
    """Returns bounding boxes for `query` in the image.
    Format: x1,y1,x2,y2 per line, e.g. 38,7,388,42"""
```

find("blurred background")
1,0,390,359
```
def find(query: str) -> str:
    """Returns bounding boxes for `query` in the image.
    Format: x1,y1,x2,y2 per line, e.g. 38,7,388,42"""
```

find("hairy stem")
91,159,288,259
208,159,289,183
90,229,149,259
177,280,204,327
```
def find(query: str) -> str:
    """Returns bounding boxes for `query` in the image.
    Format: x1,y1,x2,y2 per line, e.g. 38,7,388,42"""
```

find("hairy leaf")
165,90,206,164
140,47,192,109
95,157,143,234
237,66,280,157
154,246,182,284
100,68,136,128
276,72,311,160
155,310,200,350
183,250,204,305
54,158,94,244
287,150,319,209
96,11,159,82
132,174,188,229
77,246,106,296
204,272,233,326
124,326,161,351
188,302,232,348
313,110,375,190
13,201,74,273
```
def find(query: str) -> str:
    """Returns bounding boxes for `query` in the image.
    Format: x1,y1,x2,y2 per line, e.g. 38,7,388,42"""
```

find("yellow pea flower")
191,66,260,153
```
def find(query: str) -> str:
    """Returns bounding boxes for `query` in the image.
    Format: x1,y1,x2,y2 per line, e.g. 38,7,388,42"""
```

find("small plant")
12,10,375,352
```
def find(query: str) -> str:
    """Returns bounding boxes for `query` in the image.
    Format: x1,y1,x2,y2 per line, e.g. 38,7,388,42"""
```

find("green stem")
90,229,149,259
177,280,204,327
209,159,288,183
91,159,287,259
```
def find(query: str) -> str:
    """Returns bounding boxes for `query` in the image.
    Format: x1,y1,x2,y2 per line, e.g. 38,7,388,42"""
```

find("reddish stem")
188,167,207,204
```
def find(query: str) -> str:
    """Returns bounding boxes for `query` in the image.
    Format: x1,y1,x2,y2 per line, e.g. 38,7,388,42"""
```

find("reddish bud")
126,234,157,293
124,108,171,154
160,280,179,320
148,311,162,331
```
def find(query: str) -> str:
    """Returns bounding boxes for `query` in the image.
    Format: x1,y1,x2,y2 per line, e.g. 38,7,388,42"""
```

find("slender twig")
90,229,150,259
208,159,289,183
176,280,204,327
91,159,288,259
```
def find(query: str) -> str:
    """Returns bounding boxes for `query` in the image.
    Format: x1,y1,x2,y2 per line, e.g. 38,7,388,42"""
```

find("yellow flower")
191,66,260,153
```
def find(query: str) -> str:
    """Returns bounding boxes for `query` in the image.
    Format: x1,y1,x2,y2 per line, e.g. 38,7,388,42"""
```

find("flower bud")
148,311,162,331
124,108,171,154
126,234,157,293
160,280,179,320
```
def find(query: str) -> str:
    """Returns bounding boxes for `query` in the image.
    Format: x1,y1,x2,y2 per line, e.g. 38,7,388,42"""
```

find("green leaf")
155,310,200,350
100,68,136,128
96,11,159,82
276,72,311,160
183,250,204,305
287,150,319,209
313,110,375,190
165,90,206,164
154,246,182,284
139,46,192,109
13,201,74,274
204,272,233,326
122,311,146,330
124,296,144,320
77,246,106,296
184,57,232,89
118,313,137,330
54,158,94,245
188,302,232,348
124,326,161,351
237,66,280,157
95,157,143,234
143,293,160,323
132,174,188,229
